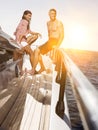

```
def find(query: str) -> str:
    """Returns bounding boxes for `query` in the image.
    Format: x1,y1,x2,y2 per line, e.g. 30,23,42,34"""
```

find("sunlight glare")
70,25,87,43
62,24,89,50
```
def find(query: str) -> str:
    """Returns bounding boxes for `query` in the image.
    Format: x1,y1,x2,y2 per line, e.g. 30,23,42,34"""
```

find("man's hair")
49,8,57,14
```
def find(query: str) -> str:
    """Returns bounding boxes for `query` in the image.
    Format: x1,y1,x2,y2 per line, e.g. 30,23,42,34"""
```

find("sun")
61,24,89,50
70,25,87,43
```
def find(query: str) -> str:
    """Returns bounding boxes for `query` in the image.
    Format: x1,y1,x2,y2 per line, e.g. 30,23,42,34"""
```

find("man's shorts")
39,38,58,55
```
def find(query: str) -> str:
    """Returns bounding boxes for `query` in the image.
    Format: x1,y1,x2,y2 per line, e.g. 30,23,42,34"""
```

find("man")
30,8,64,74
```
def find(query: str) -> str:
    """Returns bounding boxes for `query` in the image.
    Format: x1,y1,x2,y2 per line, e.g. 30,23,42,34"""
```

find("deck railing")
50,48,98,130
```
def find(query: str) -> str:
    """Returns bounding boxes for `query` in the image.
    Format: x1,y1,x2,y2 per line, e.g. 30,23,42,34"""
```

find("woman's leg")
23,45,34,68
27,34,38,45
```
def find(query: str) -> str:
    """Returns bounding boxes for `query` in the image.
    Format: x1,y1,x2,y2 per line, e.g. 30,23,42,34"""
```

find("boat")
0,28,98,130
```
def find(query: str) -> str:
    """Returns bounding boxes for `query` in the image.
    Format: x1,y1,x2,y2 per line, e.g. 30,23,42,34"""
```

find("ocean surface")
65,49,98,89
64,49,98,130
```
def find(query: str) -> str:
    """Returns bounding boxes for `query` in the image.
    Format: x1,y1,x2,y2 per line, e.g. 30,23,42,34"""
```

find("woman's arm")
29,30,42,38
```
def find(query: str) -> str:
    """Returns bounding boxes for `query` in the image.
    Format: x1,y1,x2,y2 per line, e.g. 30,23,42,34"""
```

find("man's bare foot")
46,68,52,73
37,67,45,74
20,70,25,76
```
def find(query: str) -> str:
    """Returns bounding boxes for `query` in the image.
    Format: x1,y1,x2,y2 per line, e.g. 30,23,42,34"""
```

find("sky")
1,0,98,51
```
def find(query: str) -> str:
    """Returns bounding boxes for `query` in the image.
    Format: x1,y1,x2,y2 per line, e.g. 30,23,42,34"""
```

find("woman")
13,10,41,75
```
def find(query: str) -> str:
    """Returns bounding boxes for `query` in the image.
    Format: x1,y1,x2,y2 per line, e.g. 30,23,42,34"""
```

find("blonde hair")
49,8,57,14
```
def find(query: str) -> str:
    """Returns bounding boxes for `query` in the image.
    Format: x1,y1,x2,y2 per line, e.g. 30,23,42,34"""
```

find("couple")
14,8,64,75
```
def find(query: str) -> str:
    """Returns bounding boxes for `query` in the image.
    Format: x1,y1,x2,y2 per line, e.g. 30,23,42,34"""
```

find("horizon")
64,47,98,52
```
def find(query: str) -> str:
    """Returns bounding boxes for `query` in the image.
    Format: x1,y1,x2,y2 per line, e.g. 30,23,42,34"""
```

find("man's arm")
57,22,64,47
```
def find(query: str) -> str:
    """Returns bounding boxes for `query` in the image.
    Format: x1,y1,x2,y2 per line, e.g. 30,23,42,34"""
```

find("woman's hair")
22,10,32,29
22,10,32,19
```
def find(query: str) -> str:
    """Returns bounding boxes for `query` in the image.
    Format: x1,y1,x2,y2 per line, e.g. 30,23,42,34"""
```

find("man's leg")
38,54,46,73
32,48,47,74
30,48,40,74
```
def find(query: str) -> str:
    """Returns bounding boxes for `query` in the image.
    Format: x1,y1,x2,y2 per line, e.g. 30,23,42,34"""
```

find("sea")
64,49,98,130
65,49,98,89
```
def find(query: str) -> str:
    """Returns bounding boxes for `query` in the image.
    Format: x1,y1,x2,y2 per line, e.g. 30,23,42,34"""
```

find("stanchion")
55,50,67,118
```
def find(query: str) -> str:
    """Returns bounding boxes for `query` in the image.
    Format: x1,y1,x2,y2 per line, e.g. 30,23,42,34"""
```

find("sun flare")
70,25,87,43
61,24,89,50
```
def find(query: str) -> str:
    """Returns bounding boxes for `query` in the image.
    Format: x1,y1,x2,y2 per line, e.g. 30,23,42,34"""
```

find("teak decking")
0,70,71,130
0,73,52,130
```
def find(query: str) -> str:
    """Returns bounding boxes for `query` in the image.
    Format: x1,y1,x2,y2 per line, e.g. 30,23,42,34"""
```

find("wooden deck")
0,64,71,130
0,72,53,130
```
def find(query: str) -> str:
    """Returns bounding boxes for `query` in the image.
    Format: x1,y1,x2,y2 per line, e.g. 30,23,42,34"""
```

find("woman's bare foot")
26,69,35,75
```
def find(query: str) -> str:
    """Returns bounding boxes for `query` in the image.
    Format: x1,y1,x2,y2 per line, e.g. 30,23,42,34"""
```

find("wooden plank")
19,76,41,130
1,77,30,130
44,105,51,130
39,83,52,130
43,82,52,130
0,77,24,125
0,86,20,125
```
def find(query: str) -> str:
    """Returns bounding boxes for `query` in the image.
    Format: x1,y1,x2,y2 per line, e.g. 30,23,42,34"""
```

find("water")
65,49,98,130
65,49,98,88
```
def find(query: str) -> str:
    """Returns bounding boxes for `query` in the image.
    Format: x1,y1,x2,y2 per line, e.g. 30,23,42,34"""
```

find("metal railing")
50,48,98,130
